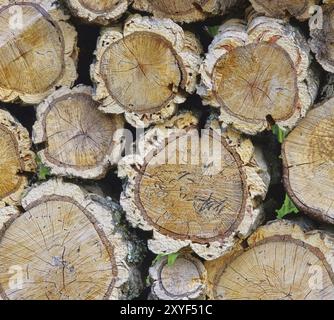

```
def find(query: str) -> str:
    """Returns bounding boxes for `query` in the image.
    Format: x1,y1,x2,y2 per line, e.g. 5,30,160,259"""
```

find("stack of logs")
0,0,334,300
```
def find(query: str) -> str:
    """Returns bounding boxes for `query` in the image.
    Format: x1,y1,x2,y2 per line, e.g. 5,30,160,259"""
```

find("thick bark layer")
0,109,35,208
118,112,270,260
33,85,124,180
0,179,143,300
250,0,319,21
283,98,334,224
0,0,78,104
149,253,207,300
91,14,202,128
309,4,334,73
132,0,242,23
66,0,129,25
206,220,334,300
198,15,318,135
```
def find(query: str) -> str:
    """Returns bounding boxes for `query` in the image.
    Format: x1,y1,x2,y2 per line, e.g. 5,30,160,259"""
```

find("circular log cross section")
0,197,117,300
147,0,209,16
283,99,334,223
206,221,334,300
250,0,317,20
78,0,119,12
212,43,297,124
213,237,334,300
0,126,23,201
134,131,246,243
0,3,64,96
44,94,117,169
100,32,183,114
0,109,35,207
150,254,206,300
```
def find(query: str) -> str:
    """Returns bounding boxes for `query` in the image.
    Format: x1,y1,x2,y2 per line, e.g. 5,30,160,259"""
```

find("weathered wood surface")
149,253,207,300
0,109,35,208
283,97,334,224
132,0,243,23
119,112,270,260
0,179,143,300
250,0,319,21
198,14,318,135
33,85,124,180
66,0,130,25
206,220,334,300
91,14,202,128
0,0,78,104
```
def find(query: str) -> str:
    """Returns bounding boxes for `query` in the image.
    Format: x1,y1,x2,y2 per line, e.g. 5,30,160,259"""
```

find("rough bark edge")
0,109,35,208
198,14,318,135
0,0,78,105
118,112,270,260
205,219,334,299
309,4,334,73
149,253,207,300
91,14,202,128
66,0,130,25
32,85,125,180
249,0,319,21
282,98,334,225
0,179,142,300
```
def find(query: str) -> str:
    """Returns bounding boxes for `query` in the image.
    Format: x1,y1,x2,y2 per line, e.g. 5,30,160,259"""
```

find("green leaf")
276,194,299,219
167,252,180,266
272,125,287,144
207,25,220,37
152,253,166,265
35,155,51,181
152,252,180,266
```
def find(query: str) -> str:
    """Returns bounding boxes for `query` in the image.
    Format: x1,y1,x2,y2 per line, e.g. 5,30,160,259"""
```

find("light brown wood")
66,0,129,25
91,14,202,128
283,98,334,224
206,220,334,300
119,112,270,260
132,0,242,23
0,0,78,104
33,86,125,180
198,15,318,135
149,253,207,300
250,0,319,21
309,3,334,73
0,109,35,208
0,179,143,300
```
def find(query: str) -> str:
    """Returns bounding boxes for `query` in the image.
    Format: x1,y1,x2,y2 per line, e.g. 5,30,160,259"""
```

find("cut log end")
92,14,202,128
0,1,78,104
132,0,241,23
119,112,269,260
149,253,207,300
199,15,317,135
33,86,125,180
66,0,129,25
0,179,142,300
0,109,35,208
283,98,334,224
206,220,334,300
309,4,334,73
250,0,319,21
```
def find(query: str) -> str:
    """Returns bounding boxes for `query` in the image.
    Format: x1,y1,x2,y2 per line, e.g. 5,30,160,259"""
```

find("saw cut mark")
134,131,247,243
